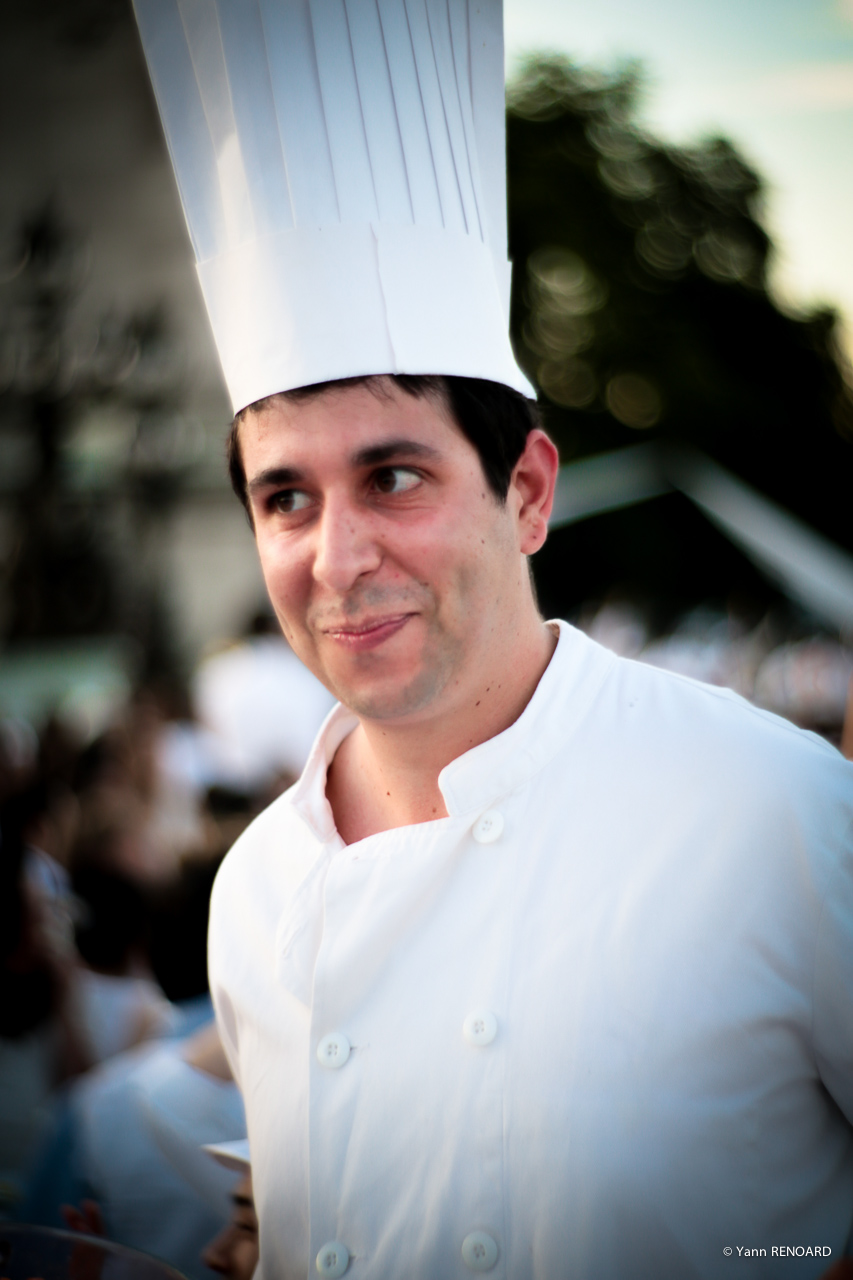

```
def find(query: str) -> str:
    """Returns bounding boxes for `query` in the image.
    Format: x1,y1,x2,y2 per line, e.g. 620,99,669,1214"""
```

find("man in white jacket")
131,2,853,1275
208,371,853,1280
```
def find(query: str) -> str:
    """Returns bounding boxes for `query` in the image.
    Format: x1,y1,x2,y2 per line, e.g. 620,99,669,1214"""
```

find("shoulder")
557,627,853,848
595,634,846,773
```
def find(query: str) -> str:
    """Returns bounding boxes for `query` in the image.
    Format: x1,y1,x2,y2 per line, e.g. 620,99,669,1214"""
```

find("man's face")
201,1174,258,1280
240,379,537,724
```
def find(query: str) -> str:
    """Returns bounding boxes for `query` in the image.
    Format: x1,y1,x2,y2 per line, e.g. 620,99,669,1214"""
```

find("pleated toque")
133,0,534,413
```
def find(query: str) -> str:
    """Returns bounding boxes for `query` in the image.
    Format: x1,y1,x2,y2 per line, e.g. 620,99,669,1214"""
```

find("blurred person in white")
193,611,335,797
41,1022,245,1280
133,1,853,1277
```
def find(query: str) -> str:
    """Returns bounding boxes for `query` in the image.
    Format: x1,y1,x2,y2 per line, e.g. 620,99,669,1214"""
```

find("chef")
133,2,853,1277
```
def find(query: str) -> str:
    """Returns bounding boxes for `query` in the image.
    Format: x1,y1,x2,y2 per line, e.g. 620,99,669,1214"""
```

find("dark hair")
73,865,147,972
227,374,541,518
0,784,59,1037
148,860,220,1001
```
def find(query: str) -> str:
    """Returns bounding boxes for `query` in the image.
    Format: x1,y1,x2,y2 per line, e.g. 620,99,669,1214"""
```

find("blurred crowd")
0,615,333,1276
0,601,850,1276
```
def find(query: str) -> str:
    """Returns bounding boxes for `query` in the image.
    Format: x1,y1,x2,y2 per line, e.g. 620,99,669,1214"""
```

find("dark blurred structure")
507,58,853,624
147,859,221,1004
0,204,191,674
0,0,250,689
0,785,59,1042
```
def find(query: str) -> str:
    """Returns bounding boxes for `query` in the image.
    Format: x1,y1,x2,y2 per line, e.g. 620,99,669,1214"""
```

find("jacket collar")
437,621,613,818
289,621,614,840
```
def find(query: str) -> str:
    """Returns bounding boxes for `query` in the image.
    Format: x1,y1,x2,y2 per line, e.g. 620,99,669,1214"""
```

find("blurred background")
504,0,853,750
0,0,852,1269
0,0,852,734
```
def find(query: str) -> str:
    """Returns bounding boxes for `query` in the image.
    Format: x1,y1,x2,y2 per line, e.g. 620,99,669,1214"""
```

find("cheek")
409,505,491,576
434,510,513,598
257,539,309,614
233,1238,260,1280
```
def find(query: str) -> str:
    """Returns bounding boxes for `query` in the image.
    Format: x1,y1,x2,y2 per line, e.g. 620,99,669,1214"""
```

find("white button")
316,1032,351,1069
462,1231,498,1271
316,1240,349,1277
472,810,504,844
462,1008,497,1047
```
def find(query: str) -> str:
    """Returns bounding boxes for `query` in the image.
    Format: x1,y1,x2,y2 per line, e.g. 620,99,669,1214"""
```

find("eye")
372,466,421,495
272,488,312,514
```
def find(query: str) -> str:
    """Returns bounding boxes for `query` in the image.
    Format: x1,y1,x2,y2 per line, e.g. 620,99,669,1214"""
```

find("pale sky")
504,0,853,360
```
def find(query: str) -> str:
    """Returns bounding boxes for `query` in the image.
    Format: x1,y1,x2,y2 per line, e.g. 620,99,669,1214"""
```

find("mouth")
321,613,415,651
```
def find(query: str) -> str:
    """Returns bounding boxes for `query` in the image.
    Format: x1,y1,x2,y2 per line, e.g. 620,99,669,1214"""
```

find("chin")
335,665,445,722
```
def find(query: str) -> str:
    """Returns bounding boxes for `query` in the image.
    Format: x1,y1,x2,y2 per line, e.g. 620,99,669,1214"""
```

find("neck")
326,616,557,844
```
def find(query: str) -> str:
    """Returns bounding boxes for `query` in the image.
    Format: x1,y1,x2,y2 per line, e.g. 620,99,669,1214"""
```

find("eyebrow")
246,439,441,496
351,438,441,467
247,466,302,496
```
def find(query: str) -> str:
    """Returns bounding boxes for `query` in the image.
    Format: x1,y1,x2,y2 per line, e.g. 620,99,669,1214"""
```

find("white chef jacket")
208,622,853,1280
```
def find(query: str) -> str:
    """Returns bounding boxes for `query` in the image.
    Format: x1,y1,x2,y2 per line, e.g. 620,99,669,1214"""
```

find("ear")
509,429,560,555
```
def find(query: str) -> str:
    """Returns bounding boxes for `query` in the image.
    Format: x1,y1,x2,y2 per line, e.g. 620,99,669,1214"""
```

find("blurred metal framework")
550,444,853,633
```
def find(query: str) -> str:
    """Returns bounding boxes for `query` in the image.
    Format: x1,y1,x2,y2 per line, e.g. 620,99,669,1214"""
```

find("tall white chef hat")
132,0,534,414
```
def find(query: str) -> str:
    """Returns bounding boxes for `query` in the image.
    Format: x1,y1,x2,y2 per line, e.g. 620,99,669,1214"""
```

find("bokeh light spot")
605,373,662,428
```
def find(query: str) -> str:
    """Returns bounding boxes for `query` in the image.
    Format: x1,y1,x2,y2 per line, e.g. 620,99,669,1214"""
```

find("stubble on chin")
327,624,465,723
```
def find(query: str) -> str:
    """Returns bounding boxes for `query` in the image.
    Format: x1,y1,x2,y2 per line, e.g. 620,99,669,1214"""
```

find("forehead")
239,379,469,471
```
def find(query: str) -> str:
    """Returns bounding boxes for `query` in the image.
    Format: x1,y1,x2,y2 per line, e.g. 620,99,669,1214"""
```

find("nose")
202,1225,235,1274
312,493,382,592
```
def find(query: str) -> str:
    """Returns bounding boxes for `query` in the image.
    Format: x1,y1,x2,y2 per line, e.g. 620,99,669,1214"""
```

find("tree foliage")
507,58,853,615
